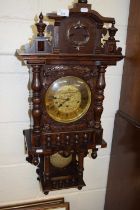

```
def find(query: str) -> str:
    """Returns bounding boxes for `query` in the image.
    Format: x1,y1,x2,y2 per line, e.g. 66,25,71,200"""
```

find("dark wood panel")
105,0,140,209
119,0,140,122
104,112,140,210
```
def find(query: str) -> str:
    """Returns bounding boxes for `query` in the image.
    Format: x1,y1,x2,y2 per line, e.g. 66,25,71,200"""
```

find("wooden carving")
17,0,123,194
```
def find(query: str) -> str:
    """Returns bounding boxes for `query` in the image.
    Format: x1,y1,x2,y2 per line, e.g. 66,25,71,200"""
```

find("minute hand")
58,98,70,107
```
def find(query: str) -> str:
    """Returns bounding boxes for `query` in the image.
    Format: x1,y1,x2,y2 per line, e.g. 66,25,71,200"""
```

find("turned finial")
108,21,118,41
78,0,88,3
36,12,46,37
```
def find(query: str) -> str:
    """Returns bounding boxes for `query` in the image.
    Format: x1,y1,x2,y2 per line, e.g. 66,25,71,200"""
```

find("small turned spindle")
84,133,88,144
46,136,51,148
77,152,84,190
44,156,51,189
75,134,79,144
72,178,76,185
52,181,56,188
32,156,39,166
91,148,98,159
56,136,61,146
66,135,70,145
36,168,40,181
65,179,69,186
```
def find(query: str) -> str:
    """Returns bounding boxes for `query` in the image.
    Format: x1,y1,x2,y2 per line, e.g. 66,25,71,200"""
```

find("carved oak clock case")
17,0,123,194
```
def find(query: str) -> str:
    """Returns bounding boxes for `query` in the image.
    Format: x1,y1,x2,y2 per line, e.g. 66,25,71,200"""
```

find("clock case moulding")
17,0,124,194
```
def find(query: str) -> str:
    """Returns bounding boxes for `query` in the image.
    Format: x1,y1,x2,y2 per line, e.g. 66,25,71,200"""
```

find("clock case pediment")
17,1,123,194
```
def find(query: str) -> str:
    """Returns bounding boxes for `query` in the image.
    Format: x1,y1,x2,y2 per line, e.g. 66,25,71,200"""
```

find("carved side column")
94,65,106,129
31,65,42,146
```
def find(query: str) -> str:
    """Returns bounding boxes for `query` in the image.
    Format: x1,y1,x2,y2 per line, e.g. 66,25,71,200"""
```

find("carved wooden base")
37,161,86,193
24,129,106,194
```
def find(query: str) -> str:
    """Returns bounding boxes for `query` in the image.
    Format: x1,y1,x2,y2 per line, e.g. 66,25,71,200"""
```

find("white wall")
0,0,130,209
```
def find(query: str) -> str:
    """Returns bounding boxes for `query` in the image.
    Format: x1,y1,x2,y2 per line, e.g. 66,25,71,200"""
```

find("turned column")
44,156,51,194
78,152,84,190
31,65,42,146
94,65,106,129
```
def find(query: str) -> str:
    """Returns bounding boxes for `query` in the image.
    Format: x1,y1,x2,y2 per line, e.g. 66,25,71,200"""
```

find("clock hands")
58,98,70,107
51,90,81,109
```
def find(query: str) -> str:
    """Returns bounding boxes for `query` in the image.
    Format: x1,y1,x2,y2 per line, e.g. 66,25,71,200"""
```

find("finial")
78,0,88,3
36,12,46,37
39,12,43,22
108,22,118,40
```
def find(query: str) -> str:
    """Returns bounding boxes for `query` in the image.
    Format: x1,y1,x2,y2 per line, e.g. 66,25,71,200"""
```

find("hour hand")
53,96,68,100
58,98,70,107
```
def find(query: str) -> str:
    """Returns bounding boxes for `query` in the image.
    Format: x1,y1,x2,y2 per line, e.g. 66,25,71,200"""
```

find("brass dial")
45,76,91,123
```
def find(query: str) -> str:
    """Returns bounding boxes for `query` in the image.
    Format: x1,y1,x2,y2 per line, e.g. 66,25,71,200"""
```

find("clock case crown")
17,0,123,194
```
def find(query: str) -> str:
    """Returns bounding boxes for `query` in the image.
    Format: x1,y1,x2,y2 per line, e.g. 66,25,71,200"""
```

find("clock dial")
67,20,90,51
45,76,91,123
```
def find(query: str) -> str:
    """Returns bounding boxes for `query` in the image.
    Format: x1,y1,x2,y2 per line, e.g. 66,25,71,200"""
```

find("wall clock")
17,0,123,194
